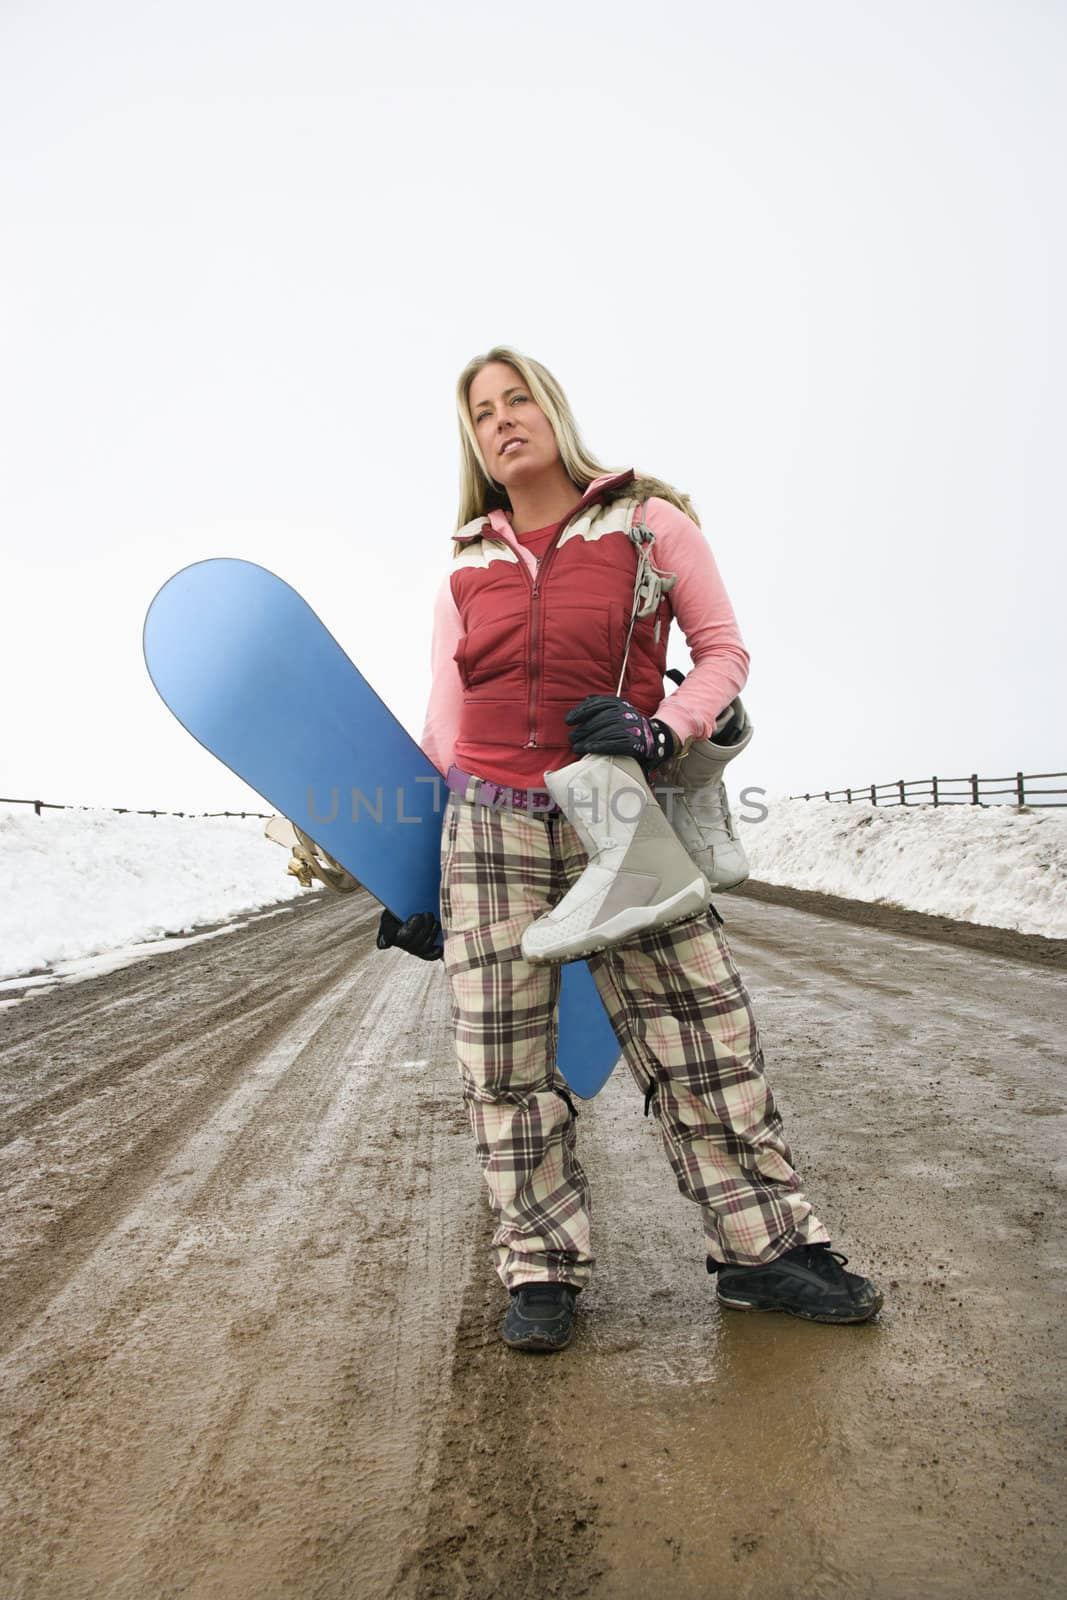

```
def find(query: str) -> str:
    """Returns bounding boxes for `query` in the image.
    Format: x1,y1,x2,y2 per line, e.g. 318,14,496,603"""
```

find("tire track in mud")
0,893,482,1599
0,896,382,1341
394,1206,605,1600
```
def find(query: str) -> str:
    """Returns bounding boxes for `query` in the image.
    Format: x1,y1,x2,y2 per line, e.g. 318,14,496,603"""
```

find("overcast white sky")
1,0,1063,816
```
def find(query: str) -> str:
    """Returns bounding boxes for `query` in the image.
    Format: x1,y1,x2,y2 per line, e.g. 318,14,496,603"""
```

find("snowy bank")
744,797,1067,939
0,805,309,981
1,793,1064,987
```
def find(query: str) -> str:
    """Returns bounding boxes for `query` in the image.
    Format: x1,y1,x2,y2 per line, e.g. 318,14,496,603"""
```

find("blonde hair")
454,344,701,530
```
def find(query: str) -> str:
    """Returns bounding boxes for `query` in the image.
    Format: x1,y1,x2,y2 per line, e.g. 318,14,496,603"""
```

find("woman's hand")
565,695,678,772
376,908,444,961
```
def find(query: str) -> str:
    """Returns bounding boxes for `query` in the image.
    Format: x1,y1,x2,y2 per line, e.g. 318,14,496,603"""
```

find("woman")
378,345,881,1351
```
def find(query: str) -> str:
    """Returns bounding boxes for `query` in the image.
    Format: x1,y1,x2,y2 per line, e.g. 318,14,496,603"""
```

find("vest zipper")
520,522,568,749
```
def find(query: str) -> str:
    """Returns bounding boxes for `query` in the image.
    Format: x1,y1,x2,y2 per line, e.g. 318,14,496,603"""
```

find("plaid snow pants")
439,789,830,1291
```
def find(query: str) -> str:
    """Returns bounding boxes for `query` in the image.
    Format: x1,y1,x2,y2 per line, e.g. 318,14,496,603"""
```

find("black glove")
565,695,678,771
376,908,443,962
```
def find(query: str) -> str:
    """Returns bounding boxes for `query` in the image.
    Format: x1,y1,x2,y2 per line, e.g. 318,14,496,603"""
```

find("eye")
474,394,526,423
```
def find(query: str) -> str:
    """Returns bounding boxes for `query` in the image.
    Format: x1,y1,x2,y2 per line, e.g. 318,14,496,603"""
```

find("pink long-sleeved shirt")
421,479,750,787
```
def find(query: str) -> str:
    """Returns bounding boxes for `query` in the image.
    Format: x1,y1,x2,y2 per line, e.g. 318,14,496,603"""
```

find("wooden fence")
0,796,272,820
7,771,1065,817
790,771,1067,807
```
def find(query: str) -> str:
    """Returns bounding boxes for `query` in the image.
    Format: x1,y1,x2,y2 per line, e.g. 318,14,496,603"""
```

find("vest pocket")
458,610,529,690
609,600,628,686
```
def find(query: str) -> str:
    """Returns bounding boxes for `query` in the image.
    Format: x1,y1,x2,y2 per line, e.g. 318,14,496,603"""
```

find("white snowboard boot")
521,754,711,964
655,698,753,892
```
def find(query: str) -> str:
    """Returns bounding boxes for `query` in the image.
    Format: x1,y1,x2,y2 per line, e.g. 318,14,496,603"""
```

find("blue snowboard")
143,557,622,1097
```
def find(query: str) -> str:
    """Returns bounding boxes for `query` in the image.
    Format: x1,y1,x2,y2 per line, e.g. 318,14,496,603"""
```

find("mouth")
499,438,527,457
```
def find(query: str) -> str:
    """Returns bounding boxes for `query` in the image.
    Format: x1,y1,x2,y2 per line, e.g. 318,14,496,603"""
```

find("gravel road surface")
1,886,1063,1598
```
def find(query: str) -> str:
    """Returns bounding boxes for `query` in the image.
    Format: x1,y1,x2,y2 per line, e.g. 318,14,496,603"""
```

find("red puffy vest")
450,472,672,785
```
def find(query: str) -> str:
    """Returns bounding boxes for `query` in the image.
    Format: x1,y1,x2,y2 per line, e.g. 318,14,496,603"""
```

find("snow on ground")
0,804,309,982
744,794,1067,938
1,790,1064,989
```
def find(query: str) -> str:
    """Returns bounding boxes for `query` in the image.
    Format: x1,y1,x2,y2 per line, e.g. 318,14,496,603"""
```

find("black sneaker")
709,1243,883,1324
501,1283,579,1352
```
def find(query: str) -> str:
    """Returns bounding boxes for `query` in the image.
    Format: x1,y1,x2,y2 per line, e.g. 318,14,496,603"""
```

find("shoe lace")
793,1244,859,1303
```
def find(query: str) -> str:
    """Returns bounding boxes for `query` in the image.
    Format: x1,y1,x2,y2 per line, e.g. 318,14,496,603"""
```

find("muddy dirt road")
0,888,1064,1598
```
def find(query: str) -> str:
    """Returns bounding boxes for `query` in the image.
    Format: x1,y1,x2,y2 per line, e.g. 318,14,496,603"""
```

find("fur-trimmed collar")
453,468,636,545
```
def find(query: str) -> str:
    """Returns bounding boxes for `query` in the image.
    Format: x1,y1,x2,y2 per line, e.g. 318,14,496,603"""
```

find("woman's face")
468,361,561,491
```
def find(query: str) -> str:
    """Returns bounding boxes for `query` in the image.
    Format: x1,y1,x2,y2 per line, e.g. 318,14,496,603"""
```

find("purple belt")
445,764,561,817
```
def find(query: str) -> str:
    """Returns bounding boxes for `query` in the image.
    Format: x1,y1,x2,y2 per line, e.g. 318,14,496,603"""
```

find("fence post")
970,773,979,805
870,783,877,806
34,799,43,816
1017,771,1025,806
824,790,830,801
898,778,905,805
932,775,939,807
846,787,852,804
